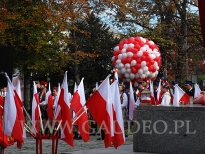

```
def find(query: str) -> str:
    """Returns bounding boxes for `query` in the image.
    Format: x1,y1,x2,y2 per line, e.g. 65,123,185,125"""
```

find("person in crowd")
0,95,14,153
170,80,178,95
38,81,49,134
0,87,7,98
119,84,128,137
185,80,195,97
35,81,41,93
160,82,172,106
142,79,149,89
153,82,159,101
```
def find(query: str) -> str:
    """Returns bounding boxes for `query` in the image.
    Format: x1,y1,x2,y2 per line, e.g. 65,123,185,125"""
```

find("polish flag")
15,80,26,146
70,78,90,142
47,83,54,121
173,85,190,106
129,82,137,120
31,81,40,135
86,75,113,148
111,80,125,148
194,83,201,98
4,74,25,149
156,79,162,105
58,71,74,147
149,80,155,105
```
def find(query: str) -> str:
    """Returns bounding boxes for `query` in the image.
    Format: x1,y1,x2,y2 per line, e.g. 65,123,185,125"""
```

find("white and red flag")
149,80,155,105
70,78,90,142
31,81,40,135
194,83,201,98
57,71,74,147
54,83,61,120
46,83,54,121
129,82,137,120
86,75,113,148
110,80,125,148
4,74,25,149
173,85,190,106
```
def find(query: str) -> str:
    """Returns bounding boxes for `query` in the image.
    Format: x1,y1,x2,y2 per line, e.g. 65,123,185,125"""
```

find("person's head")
153,82,158,90
53,86,58,97
142,80,147,88
118,84,125,93
138,81,144,90
185,81,192,90
161,82,169,93
35,81,41,89
40,81,47,89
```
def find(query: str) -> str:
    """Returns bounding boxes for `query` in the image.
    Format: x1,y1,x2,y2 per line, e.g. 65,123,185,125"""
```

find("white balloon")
149,54,155,59
144,44,149,50
141,61,147,67
114,46,119,51
156,66,159,70
117,69,121,74
126,78,131,82
143,66,148,72
126,68,131,73
125,73,130,78
121,68,126,74
155,53,161,57
130,73,135,79
122,53,127,58
138,68,143,75
128,43,135,48
140,47,146,52
123,44,128,49
140,37,146,43
137,51,143,57
121,48,126,53
116,59,121,64
147,49,152,54
140,74,146,78
125,63,131,68
111,56,115,61
145,71,150,77
154,61,158,67
118,63,124,69
118,54,123,59
131,60,137,66
149,41,154,45
127,52,133,57
135,73,139,78
153,48,158,52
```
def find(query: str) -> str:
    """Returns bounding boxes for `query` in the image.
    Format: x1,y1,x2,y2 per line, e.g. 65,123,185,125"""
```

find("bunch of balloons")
111,36,161,86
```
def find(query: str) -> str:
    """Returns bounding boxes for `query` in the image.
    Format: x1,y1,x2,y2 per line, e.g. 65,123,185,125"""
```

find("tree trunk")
24,73,31,112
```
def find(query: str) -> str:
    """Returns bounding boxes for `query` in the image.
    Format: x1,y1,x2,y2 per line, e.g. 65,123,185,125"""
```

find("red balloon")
132,54,138,60
121,58,127,64
135,63,141,70
126,57,132,64
141,55,147,61
143,51,149,57
131,67,137,74
134,44,141,51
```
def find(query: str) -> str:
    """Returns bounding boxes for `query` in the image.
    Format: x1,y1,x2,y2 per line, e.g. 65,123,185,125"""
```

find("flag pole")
72,108,88,125
37,105,44,135
23,106,38,134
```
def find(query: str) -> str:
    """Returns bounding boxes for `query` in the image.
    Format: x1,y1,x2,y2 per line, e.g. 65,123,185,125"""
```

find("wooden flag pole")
37,105,44,135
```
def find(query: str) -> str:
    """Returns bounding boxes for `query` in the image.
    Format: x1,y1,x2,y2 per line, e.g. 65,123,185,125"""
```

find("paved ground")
6,134,135,154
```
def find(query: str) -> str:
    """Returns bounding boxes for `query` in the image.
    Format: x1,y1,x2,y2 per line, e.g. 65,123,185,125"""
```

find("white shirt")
161,91,171,106
121,92,128,108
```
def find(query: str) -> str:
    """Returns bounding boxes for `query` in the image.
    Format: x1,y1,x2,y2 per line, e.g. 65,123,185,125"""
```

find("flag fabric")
31,81,40,135
156,79,162,105
194,83,201,98
149,80,155,105
86,75,113,148
47,83,54,121
4,74,25,149
173,85,190,106
110,80,125,148
135,97,141,106
15,80,26,141
128,82,136,120
70,78,90,142
57,71,74,147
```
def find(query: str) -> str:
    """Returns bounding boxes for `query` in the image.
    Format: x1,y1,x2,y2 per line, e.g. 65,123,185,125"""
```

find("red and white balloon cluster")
111,36,161,86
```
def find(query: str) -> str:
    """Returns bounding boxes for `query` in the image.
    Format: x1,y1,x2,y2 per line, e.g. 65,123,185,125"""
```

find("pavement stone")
6,134,135,154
